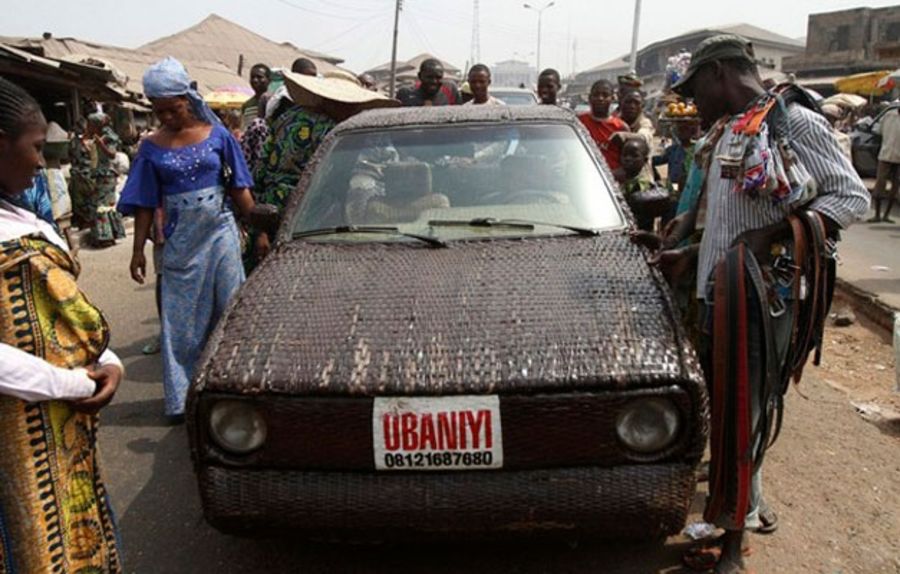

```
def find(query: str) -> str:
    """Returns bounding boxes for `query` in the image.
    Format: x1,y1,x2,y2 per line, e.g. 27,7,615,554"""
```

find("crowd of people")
0,32,874,573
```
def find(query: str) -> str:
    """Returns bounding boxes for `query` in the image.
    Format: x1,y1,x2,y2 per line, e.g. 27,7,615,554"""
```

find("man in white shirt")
463,64,505,106
872,106,900,222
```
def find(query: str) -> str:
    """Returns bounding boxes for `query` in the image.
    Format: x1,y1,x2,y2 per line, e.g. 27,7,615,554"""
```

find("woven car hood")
196,232,701,396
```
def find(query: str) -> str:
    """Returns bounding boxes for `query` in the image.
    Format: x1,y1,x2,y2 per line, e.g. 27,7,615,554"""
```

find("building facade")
569,24,804,100
492,59,536,88
784,6,900,93
635,24,805,94
566,55,631,102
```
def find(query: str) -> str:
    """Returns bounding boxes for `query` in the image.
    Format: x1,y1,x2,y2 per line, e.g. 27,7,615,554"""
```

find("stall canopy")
834,71,894,97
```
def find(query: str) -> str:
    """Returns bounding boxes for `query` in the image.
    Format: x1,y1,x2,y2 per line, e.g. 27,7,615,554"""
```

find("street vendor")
653,116,700,196
650,34,869,574
249,73,398,271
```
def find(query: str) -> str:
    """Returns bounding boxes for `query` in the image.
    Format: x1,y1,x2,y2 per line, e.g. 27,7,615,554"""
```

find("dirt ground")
714,319,900,574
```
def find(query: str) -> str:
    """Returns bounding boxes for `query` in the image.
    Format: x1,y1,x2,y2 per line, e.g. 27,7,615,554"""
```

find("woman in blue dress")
118,58,255,421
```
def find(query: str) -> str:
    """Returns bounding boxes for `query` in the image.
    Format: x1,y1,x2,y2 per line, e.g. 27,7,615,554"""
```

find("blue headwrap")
143,57,220,125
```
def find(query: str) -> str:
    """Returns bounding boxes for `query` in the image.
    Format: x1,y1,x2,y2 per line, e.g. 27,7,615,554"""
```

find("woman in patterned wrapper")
0,76,124,573
86,112,127,247
118,58,255,422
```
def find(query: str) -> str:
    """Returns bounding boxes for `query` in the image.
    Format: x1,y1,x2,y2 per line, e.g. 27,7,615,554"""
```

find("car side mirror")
247,204,282,236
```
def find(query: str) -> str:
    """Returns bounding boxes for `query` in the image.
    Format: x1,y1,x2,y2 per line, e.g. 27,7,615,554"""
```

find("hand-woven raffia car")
187,105,709,540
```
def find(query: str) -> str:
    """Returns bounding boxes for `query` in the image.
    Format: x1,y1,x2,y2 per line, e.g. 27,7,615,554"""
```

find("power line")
406,11,438,58
306,0,390,13
273,0,380,21
312,15,389,52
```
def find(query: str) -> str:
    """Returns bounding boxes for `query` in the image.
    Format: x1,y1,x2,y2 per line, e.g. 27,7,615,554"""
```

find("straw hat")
283,71,399,110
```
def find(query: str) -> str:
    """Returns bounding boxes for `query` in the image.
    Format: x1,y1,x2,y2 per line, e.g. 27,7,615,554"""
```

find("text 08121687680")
372,396,503,471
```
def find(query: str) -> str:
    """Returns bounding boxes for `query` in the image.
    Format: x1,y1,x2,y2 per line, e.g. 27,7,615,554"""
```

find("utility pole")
389,0,402,98
572,37,578,77
471,0,481,65
629,0,642,74
524,1,555,74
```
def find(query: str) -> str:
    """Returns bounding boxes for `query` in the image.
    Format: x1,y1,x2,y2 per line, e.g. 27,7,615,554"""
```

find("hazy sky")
4,0,899,76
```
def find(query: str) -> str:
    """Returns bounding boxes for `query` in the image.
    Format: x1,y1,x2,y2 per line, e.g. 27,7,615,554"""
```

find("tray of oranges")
662,101,699,121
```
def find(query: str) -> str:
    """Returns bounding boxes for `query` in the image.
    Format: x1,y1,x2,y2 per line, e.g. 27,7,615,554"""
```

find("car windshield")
492,91,537,106
291,123,624,242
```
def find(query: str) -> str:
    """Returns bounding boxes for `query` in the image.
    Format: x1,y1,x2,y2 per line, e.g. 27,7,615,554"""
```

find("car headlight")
209,400,267,454
615,398,681,454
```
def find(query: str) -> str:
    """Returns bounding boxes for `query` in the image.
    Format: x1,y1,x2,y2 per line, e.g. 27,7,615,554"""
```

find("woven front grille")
199,464,696,539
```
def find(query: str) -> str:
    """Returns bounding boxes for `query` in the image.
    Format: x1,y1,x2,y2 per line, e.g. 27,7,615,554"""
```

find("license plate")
373,396,503,471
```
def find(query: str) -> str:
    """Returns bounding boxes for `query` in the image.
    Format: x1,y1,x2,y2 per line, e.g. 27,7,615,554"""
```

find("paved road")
837,179,900,309
78,237,899,573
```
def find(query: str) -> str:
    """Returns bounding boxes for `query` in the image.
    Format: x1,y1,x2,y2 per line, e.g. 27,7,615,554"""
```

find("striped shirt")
697,104,870,299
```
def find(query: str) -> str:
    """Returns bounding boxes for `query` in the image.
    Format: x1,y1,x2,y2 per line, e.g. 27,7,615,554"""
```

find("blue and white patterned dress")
118,124,252,416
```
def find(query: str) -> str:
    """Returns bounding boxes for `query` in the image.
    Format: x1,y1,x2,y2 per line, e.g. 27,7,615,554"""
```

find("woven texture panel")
195,232,704,398
199,464,697,539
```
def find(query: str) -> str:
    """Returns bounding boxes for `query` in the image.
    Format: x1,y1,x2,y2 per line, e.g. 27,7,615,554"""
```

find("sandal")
142,337,161,355
683,539,752,571
755,502,778,535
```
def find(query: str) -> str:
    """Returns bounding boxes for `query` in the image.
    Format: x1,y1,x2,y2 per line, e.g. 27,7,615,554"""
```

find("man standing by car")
397,59,459,106
871,105,900,222
653,34,868,574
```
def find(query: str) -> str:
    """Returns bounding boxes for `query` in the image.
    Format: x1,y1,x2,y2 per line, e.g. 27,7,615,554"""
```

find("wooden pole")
389,0,402,98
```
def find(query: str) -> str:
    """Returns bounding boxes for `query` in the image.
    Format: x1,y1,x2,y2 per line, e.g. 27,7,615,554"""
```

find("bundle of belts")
705,209,836,527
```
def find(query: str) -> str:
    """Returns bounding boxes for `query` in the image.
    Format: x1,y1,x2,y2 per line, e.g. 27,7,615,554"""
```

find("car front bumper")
197,463,697,539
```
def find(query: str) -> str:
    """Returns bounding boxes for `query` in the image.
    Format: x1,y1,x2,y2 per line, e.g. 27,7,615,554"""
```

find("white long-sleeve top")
0,199,122,401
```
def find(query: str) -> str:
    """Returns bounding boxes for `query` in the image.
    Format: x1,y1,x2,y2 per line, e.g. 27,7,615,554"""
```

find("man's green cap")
672,34,756,95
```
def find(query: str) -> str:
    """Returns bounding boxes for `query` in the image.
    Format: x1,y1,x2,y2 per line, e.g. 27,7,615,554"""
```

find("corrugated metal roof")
578,54,631,76
717,24,806,47
367,53,461,76
0,35,247,96
139,14,345,78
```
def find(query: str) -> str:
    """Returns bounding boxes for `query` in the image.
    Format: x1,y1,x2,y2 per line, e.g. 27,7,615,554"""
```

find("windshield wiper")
427,217,599,236
292,225,447,248
428,217,535,230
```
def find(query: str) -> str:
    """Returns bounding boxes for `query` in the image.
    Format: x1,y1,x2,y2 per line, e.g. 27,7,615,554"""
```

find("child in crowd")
620,138,668,231
652,119,699,199
578,79,630,178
